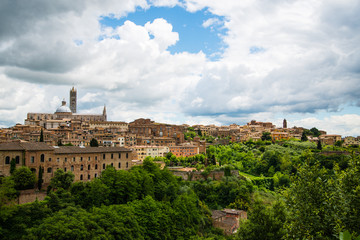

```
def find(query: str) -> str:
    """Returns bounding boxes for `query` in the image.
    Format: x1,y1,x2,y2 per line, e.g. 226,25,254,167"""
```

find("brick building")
0,142,136,185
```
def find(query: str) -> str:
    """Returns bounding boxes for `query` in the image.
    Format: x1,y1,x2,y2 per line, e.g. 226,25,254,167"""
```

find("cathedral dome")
55,99,72,113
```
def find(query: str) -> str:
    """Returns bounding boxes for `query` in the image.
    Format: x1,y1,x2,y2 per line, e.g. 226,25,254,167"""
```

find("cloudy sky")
1,0,360,136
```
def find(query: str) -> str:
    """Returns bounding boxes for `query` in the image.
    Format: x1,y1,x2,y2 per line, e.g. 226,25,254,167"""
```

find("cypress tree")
38,166,43,190
40,128,44,142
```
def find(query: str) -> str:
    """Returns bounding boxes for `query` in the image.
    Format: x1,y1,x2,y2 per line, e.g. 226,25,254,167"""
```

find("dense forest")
1,139,360,239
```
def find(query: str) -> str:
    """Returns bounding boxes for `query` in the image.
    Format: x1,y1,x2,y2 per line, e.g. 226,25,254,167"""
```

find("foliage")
89,138,99,147
10,159,16,175
237,200,287,240
37,166,43,190
0,177,18,207
261,132,272,141
39,128,44,142
11,167,36,190
48,169,74,191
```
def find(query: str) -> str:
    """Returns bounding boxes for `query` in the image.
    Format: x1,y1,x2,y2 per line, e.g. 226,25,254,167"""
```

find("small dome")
55,98,72,113
55,106,72,113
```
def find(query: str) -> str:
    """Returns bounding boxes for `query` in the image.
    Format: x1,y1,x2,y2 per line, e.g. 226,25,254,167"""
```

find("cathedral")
25,87,107,128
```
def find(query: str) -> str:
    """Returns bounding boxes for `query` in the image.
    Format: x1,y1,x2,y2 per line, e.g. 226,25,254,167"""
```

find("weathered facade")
0,142,136,185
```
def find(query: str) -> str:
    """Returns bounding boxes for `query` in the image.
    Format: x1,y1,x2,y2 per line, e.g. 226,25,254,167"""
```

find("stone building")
0,142,136,185
25,87,107,128
212,209,247,235
128,118,185,144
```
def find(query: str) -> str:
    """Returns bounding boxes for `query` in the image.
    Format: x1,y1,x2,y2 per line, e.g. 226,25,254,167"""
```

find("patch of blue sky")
249,46,265,54
99,6,228,61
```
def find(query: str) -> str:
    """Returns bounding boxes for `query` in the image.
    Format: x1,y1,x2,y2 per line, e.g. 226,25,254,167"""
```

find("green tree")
37,166,43,190
12,167,36,190
237,200,287,240
284,162,335,239
310,127,321,137
10,158,16,174
301,131,308,141
49,169,74,191
261,132,272,141
90,138,99,147
39,128,44,142
0,177,18,206
317,140,322,150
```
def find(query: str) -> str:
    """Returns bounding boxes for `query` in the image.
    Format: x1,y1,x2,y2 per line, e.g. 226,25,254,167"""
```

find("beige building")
0,142,135,185
132,145,169,161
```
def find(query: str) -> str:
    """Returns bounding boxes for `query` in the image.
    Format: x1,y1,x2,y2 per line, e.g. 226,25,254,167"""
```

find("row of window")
4,152,130,165
4,156,20,164
42,161,130,175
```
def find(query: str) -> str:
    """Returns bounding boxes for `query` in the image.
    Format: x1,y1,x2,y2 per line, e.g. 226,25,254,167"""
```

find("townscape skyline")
1,1,359,136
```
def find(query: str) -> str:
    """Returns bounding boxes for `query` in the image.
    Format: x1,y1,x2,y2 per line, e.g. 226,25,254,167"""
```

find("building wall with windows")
0,142,135,185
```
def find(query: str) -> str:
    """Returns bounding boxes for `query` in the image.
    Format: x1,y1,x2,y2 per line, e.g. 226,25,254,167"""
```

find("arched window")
103,163,105,169
118,162,121,168
95,164,98,170
47,167,52,173
111,163,113,167
71,165,74,171
88,165,90,170
126,162,129,168
5,156,10,164
80,174,83,180
80,165,83,171
40,154,45,163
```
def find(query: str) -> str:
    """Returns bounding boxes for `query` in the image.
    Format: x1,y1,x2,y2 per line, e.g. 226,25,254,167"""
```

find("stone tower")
283,119,287,129
70,87,77,113
103,105,107,121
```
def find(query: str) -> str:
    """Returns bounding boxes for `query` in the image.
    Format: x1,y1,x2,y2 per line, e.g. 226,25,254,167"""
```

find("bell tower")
70,86,77,113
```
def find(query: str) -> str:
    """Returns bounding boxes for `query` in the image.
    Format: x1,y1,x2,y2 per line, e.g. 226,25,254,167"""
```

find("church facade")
25,87,107,128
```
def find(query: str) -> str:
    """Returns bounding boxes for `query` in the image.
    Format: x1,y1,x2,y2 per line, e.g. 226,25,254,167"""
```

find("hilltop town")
1,88,360,239
1,87,358,185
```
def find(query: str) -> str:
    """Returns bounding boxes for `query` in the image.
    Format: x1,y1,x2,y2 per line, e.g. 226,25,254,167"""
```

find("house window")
126,162,128,168
80,157,83,161
118,162,121,168
40,154,45,163
95,156,97,161
95,164,98,170
31,156,35,163
15,156,20,164
88,165,90,170
95,173,97,178
64,167,67,172
111,153,113,159
47,167,52,173
5,156,10,164
48,158,52,162
103,154,106,160
88,157,91,161
80,175,83,180
73,157,76,162
103,163,105,169
126,153,128,158
88,174,90,180
64,157,67,162
119,153,121,158
111,163,113,167
80,165,83,171
71,165,74,171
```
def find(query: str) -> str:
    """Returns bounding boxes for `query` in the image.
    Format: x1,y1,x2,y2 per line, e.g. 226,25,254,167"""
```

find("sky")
0,0,360,136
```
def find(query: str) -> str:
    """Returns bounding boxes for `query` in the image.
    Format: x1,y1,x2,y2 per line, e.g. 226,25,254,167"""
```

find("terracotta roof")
212,210,226,220
54,146,131,154
0,142,53,151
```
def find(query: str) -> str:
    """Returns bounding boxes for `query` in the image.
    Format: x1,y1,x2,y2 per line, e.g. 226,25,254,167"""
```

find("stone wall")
18,189,47,204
